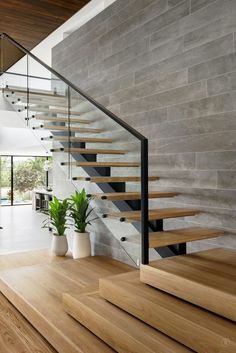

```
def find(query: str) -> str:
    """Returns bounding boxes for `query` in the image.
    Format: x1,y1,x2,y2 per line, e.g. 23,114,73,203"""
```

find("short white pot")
73,231,91,259
51,234,68,256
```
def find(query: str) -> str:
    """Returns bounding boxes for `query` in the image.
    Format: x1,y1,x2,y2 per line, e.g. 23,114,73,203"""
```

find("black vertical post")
26,54,29,125
11,156,13,206
141,138,149,265
46,156,49,188
67,86,71,180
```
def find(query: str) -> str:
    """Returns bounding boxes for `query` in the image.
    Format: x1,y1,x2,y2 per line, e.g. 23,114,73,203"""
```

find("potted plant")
69,189,95,259
42,196,69,256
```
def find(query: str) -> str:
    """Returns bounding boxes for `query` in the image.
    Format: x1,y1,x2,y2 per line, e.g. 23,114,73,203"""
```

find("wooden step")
0,256,132,353
18,97,75,106
88,191,178,201
99,271,236,353
63,291,192,353
62,147,128,155
61,161,140,167
43,135,113,143
29,107,81,115
149,227,224,248
34,115,91,124
140,248,236,321
5,86,65,98
102,208,200,222
39,125,103,133
72,176,159,182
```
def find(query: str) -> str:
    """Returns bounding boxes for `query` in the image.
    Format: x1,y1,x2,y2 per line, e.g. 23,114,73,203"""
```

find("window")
0,156,51,206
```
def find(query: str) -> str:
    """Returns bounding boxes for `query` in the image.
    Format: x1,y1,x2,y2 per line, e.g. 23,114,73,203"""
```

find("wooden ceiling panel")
0,0,91,50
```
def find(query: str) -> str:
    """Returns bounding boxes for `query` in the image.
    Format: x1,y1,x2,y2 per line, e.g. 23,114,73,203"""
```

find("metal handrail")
1,33,145,141
0,32,149,264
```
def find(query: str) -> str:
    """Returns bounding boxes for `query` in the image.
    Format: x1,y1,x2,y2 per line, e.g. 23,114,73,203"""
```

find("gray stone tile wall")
52,0,236,257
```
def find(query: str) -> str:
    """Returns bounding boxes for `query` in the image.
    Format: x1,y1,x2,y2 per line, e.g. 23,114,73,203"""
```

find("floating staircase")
3,82,225,258
0,33,235,353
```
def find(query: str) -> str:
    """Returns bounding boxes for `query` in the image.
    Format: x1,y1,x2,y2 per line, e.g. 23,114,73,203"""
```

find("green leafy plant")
42,196,69,236
69,189,96,233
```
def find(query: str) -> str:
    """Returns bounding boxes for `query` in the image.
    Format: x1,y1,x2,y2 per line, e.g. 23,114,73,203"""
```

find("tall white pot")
73,231,91,259
51,234,68,256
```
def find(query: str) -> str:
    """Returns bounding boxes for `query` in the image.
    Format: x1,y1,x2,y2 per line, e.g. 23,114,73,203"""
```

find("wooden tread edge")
63,291,192,353
87,191,178,201
102,208,200,222
149,227,224,248
72,176,159,182
61,162,140,167
53,136,112,143
34,116,91,124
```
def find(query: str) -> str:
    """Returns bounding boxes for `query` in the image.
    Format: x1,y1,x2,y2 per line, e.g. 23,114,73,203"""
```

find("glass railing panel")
0,71,28,131
26,55,70,179
66,86,142,265
0,33,149,265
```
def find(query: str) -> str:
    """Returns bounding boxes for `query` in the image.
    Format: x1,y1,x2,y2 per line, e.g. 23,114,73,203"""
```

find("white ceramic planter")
51,234,68,256
72,231,91,259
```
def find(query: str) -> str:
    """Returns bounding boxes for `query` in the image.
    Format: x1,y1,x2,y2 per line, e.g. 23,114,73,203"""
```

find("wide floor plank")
0,293,56,353
0,255,133,353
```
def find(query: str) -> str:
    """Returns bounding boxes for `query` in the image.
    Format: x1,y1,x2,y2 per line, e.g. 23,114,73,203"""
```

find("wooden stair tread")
41,125,103,133
72,176,159,182
35,115,91,124
140,248,236,321
5,86,65,98
53,136,112,143
63,291,192,353
29,106,81,115
61,161,140,167
18,98,75,106
103,208,200,222
99,271,236,353
149,227,224,248
62,147,128,155
0,256,132,353
89,191,177,201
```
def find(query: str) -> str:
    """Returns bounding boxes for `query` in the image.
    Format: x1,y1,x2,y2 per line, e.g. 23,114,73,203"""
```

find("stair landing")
0,253,133,353
99,267,236,353
141,248,236,321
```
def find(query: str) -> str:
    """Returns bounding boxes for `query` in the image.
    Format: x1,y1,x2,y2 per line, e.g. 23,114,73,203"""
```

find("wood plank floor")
0,293,56,353
0,249,70,271
0,252,133,353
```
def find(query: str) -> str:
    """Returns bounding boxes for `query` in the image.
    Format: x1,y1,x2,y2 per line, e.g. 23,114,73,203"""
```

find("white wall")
0,127,49,156
0,93,50,156
0,0,117,156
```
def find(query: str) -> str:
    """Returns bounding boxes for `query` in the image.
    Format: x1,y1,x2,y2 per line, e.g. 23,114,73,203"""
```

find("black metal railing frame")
0,32,150,265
